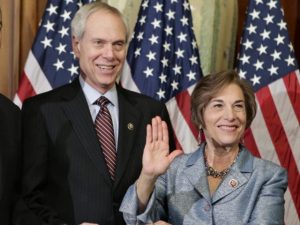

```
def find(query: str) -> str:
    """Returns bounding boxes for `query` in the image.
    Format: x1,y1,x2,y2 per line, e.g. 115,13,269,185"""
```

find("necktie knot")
95,96,110,107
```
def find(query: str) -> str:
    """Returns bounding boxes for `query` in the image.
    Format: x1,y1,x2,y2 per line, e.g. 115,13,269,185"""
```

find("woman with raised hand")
120,70,287,225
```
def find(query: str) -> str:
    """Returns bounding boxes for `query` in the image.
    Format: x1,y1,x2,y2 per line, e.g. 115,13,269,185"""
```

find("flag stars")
246,24,257,34
41,37,52,49
243,39,253,50
137,32,144,41
277,19,287,30
60,10,71,22
260,29,271,40
180,16,189,26
175,48,185,58
156,88,165,100
131,32,135,40
250,74,261,86
173,64,182,75
163,42,171,52
186,70,196,81
151,18,161,29
77,1,83,8
56,43,67,55
65,0,73,4
153,2,163,12
143,67,154,77
53,59,64,71
274,34,285,45
255,0,263,4
58,26,69,38
192,39,197,49
271,50,281,61
268,65,279,76
141,0,149,10
288,42,294,52
177,32,187,42
263,14,274,25
285,55,295,66
171,80,179,90
161,57,168,68
239,54,250,64
257,44,268,55
70,51,76,60
134,48,141,57
67,64,79,76
139,16,146,25
238,70,247,79
46,4,58,16
189,55,198,65
149,34,159,45
43,20,55,32
249,9,260,20
166,10,175,20
267,0,277,10
183,1,190,10
159,73,167,83
253,59,264,70
146,50,156,61
164,25,173,36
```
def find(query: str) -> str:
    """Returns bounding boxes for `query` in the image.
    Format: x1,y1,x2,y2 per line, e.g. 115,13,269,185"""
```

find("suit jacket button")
204,204,211,211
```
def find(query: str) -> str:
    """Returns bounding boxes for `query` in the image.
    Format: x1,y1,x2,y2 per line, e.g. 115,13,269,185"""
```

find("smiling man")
13,2,175,225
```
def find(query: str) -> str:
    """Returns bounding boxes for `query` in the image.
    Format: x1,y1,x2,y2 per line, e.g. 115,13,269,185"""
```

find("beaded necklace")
204,149,241,179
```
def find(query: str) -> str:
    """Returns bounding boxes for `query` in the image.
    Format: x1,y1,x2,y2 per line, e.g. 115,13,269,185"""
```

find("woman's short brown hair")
191,70,257,129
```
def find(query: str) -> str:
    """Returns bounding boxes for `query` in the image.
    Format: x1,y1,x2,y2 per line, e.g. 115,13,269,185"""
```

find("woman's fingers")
162,120,169,144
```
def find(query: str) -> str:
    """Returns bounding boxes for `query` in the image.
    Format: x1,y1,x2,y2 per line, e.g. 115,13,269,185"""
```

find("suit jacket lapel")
212,148,253,203
113,86,141,187
61,79,112,185
184,146,211,202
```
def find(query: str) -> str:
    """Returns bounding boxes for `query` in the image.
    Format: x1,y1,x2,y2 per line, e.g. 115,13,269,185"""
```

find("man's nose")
102,44,114,59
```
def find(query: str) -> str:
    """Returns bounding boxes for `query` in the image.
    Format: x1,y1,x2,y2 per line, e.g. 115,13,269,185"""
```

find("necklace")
204,149,240,179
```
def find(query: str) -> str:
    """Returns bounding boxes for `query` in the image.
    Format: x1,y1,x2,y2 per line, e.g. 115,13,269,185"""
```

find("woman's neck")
204,144,240,171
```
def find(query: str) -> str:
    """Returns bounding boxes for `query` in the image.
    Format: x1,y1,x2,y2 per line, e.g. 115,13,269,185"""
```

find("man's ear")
72,35,80,58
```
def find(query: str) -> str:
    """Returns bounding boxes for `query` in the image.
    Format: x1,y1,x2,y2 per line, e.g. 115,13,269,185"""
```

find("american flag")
120,0,203,152
14,0,94,107
237,0,300,223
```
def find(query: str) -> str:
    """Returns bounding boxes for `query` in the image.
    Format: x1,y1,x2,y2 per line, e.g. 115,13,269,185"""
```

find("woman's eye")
213,104,223,109
233,104,245,111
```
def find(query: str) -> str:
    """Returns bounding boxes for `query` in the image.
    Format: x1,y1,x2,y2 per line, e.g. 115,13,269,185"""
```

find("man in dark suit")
0,94,21,225
0,7,22,224
13,2,175,225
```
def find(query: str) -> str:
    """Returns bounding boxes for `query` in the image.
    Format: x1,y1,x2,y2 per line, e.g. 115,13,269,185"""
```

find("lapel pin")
127,123,134,130
229,179,238,188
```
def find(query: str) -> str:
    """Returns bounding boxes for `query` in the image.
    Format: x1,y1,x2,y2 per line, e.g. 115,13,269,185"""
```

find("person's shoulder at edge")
0,93,20,117
241,145,287,177
117,84,165,105
22,79,80,107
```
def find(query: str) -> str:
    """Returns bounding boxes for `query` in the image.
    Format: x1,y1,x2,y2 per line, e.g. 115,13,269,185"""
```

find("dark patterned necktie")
94,96,116,180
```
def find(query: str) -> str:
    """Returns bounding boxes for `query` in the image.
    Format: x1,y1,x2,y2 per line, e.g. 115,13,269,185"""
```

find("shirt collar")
79,76,118,107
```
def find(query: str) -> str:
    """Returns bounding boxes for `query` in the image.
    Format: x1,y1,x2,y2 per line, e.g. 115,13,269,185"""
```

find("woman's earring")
197,126,203,145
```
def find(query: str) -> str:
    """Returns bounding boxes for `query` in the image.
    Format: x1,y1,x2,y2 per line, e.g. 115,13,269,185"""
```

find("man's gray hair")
71,1,128,41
